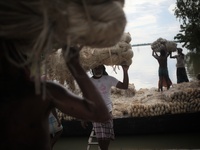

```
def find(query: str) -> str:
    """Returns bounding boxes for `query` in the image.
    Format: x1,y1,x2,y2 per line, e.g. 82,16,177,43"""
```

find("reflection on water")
106,45,200,90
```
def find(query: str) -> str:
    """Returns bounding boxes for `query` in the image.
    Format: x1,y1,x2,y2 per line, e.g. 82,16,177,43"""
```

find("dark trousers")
177,67,189,83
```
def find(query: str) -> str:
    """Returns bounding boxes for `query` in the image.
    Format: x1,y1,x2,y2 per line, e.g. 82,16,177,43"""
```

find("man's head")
92,65,108,78
177,48,183,54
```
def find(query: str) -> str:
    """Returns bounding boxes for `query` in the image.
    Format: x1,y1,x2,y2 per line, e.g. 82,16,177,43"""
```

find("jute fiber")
45,32,133,90
80,32,133,70
151,38,177,52
0,0,126,92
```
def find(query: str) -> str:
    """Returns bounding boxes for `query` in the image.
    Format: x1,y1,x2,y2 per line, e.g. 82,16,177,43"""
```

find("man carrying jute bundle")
0,44,111,150
82,63,129,150
0,1,127,149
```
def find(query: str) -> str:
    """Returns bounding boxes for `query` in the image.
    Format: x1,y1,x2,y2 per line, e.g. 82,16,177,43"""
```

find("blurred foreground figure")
0,1,127,149
0,43,110,150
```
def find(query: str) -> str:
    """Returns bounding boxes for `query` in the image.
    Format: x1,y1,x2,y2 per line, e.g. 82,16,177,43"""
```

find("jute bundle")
151,38,177,52
58,80,200,120
111,83,136,97
45,49,76,91
80,32,133,69
65,0,126,47
0,0,126,93
0,0,126,48
45,32,133,89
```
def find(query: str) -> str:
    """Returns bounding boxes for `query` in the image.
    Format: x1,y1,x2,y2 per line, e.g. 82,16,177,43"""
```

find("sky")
123,0,180,45
105,0,186,90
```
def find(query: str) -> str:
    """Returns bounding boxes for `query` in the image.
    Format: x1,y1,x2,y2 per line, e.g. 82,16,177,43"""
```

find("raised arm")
152,50,158,59
116,65,129,89
166,51,170,57
48,46,110,122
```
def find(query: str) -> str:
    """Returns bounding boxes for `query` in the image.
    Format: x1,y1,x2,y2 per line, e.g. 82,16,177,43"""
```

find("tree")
185,52,200,79
174,0,200,53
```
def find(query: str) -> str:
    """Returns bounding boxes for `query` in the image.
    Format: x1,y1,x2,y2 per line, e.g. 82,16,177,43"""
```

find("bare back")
152,51,168,69
156,56,168,68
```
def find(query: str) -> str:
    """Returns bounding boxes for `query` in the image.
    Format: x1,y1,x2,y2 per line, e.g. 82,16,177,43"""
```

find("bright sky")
123,0,180,45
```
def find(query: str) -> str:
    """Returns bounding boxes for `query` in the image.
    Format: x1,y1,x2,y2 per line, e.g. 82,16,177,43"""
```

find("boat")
59,81,200,137
61,111,200,137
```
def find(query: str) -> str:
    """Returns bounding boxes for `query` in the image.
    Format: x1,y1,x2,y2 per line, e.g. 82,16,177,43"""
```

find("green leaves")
174,0,200,53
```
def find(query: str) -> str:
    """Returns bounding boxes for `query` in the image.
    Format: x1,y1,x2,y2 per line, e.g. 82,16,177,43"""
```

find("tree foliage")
174,0,200,53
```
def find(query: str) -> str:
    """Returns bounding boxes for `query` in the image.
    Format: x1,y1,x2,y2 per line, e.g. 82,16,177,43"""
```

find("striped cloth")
49,112,63,136
92,118,115,140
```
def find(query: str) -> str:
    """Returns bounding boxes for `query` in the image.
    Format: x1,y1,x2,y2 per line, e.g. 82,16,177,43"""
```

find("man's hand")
62,45,81,65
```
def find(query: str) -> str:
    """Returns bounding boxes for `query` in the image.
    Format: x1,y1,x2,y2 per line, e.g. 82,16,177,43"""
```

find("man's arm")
116,65,129,89
49,46,111,122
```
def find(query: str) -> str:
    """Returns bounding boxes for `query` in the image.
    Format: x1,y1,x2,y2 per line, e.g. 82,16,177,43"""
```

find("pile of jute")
0,0,127,93
45,32,133,90
58,80,200,120
112,80,200,118
151,38,177,52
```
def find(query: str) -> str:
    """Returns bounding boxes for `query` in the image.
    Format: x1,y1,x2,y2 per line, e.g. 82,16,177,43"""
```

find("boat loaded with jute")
57,81,200,137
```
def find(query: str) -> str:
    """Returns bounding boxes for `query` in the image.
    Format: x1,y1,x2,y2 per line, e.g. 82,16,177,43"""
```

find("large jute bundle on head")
65,0,126,47
80,32,133,70
0,0,126,48
0,0,126,93
151,38,177,52
45,32,133,90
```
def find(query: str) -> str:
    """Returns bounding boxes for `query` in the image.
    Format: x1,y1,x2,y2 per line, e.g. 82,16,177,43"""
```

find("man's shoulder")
102,75,114,79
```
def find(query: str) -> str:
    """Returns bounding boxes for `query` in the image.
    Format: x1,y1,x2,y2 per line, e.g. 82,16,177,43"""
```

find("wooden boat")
61,111,200,137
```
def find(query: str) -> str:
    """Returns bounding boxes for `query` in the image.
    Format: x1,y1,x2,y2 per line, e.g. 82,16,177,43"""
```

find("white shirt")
90,75,118,112
176,54,185,68
49,112,63,135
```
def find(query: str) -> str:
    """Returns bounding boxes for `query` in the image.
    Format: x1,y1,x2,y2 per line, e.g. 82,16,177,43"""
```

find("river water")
54,45,200,150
